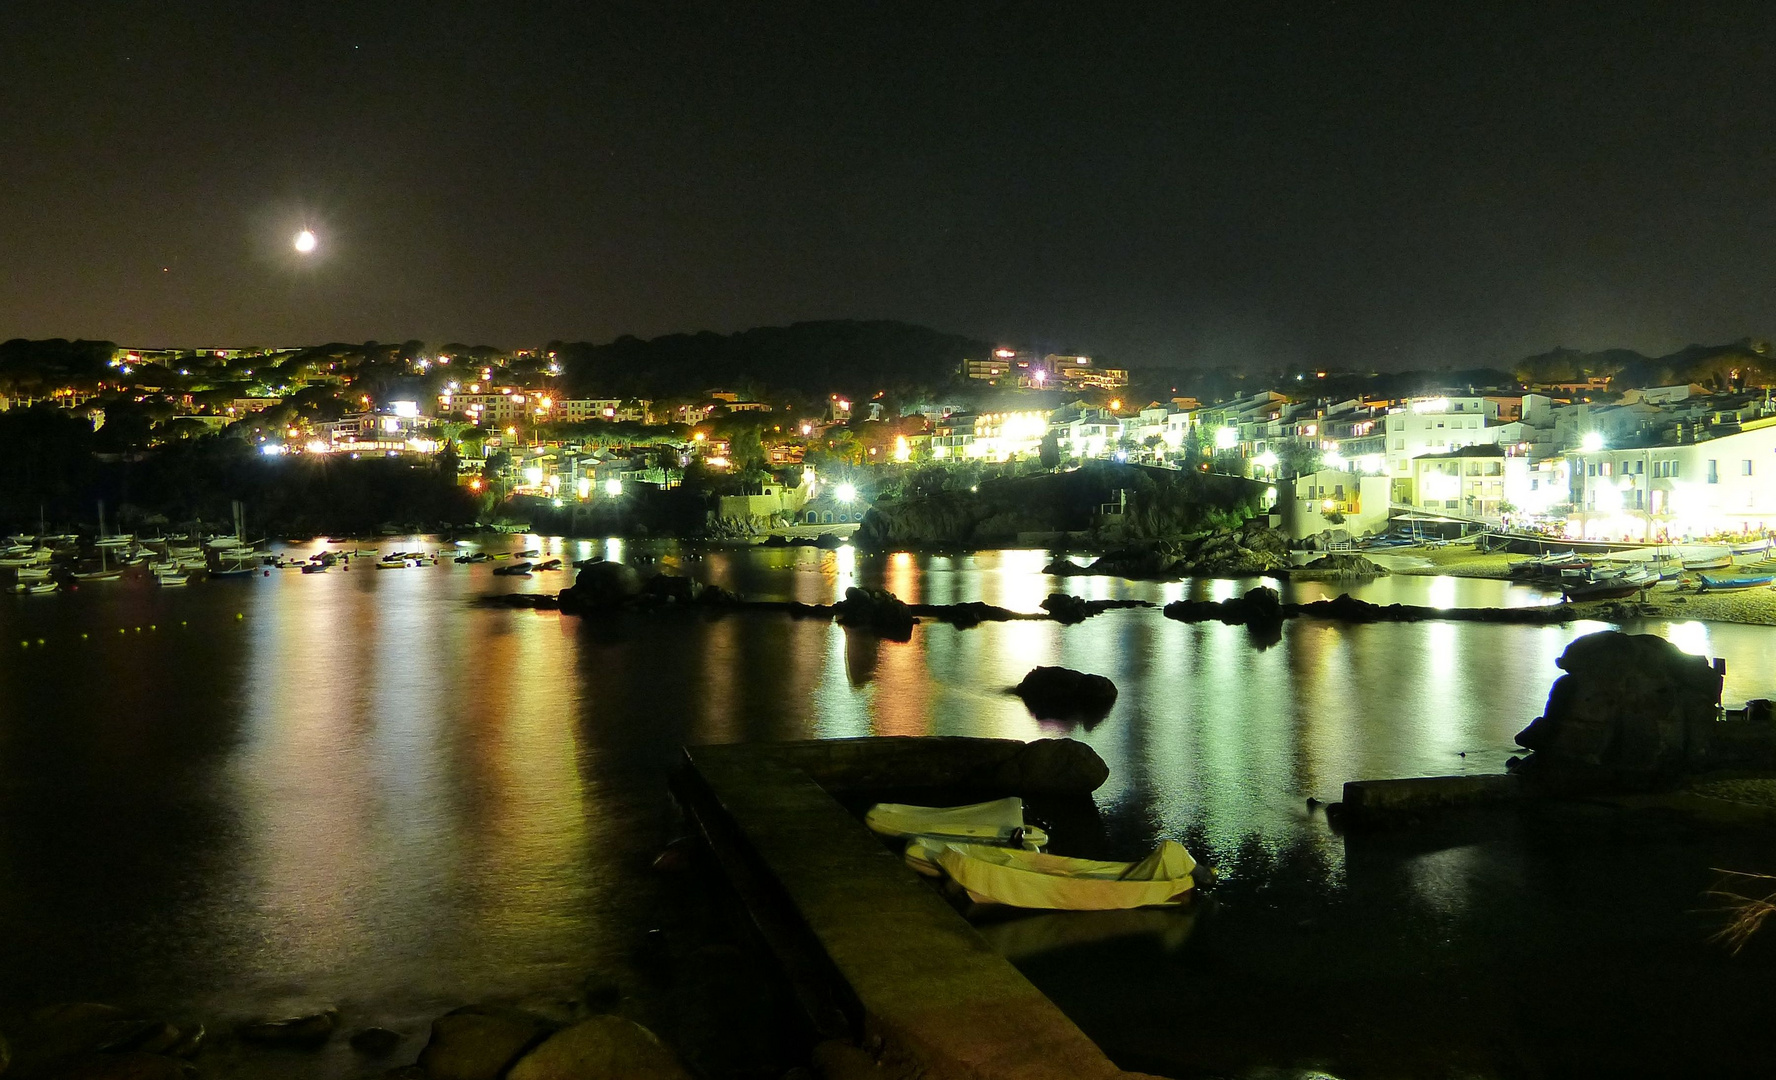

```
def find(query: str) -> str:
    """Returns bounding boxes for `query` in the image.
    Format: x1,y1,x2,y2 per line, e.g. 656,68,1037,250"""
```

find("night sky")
4,3,1775,370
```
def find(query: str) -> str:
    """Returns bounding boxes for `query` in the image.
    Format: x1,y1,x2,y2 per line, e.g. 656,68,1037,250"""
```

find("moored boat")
1682,553,1733,571
866,797,1048,849
1698,573,1776,592
901,838,1199,910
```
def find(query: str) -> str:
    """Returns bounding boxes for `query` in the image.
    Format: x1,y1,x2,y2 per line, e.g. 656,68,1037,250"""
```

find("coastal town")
4,333,1776,547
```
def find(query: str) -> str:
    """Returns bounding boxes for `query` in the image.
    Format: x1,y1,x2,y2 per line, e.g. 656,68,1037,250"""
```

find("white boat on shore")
902,838,1199,910
866,797,1049,849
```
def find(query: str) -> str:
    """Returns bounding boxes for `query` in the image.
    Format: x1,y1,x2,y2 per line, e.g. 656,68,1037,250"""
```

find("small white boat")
13,582,58,595
902,838,1198,910
866,797,1049,849
155,570,192,586
15,567,51,581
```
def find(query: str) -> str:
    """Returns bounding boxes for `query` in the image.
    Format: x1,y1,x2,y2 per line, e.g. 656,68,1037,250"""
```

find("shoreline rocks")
1164,589,1573,627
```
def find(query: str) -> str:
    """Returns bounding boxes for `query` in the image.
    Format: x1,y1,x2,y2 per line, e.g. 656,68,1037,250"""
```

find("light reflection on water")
1,541,1774,1040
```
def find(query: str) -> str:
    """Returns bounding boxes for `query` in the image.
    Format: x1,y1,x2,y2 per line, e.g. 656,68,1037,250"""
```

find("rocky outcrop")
1294,553,1388,576
1512,631,1724,789
1039,593,1149,624
1067,521,1292,580
1013,667,1119,721
1163,586,1285,631
831,587,916,641
1164,590,1572,627
558,562,643,611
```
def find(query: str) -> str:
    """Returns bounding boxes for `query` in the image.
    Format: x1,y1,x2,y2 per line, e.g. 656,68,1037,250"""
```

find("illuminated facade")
1569,419,1776,539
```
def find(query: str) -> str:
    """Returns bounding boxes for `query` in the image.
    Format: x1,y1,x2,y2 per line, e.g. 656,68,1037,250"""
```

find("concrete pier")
674,738,1162,1080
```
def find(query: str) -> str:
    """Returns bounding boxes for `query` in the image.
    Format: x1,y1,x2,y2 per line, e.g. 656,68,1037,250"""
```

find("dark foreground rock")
418,1005,554,1080
1013,666,1119,721
1512,630,1725,790
505,1016,691,1080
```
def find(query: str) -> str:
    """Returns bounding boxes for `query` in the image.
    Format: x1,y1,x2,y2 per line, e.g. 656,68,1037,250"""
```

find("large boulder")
1513,630,1723,789
561,562,644,611
506,1016,691,1080
417,1006,554,1080
1013,667,1118,721
832,587,915,641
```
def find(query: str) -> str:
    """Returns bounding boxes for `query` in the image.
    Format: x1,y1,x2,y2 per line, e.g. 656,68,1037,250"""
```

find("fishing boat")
1698,573,1776,592
1732,539,1773,560
15,567,51,582
301,563,328,574
866,798,1049,849
13,581,58,594
491,561,534,576
1563,577,1647,601
1682,552,1733,571
901,838,1199,910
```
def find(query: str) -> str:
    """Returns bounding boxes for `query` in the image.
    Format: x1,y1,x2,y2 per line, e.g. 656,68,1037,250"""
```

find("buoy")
118,628,126,634
236,613,244,620
133,626,141,633
36,638,45,646
18,641,27,649
80,632,88,640
149,624,156,631
180,621,187,626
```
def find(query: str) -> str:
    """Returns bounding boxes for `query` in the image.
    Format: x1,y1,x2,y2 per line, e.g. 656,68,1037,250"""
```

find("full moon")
293,229,317,253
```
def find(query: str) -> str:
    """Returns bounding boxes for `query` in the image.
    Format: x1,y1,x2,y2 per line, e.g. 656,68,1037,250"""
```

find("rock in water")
1013,666,1118,721
237,1008,338,1047
560,561,643,611
506,1016,691,1080
1513,630,1724,789
417,1007,553,1080
832,587,915,640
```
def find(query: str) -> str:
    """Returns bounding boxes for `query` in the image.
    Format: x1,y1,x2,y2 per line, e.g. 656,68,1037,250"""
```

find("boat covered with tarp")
901,837,1198,910
865,797,1048,849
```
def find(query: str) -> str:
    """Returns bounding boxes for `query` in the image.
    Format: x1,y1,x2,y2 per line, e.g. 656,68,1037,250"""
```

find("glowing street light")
1580,432,1606,453
604,479,624,497
835,482,858,503
293,229,317,254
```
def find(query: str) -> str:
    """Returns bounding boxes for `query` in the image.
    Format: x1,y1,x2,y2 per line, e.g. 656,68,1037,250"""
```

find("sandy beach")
1377,544,1776,627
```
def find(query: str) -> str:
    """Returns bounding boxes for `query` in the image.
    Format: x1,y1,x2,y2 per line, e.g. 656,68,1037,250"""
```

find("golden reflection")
886,551,918,604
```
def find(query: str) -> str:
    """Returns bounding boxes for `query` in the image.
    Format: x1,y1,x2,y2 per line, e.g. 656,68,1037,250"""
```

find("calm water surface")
2,540,1773,1076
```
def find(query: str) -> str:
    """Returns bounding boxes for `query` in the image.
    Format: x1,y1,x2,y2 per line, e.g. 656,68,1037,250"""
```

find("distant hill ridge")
550,319,992,399
1512,338,1776,388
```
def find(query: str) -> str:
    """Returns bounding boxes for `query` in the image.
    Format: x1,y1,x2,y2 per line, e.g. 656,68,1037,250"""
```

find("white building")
1568,419,1776,539
1384,396,1503,497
